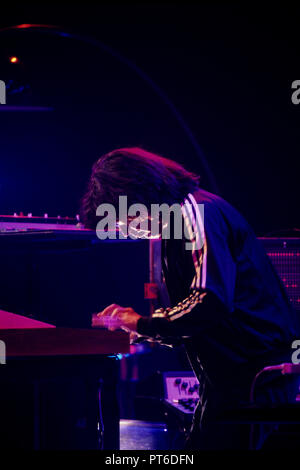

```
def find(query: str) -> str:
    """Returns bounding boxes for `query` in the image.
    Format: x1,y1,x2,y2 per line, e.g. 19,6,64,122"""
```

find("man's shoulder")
190,188,251,233
190,188,235,217
191,188,229,206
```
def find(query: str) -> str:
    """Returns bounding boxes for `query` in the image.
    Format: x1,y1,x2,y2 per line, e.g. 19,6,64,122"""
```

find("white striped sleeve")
152,193,208,323
181,193,207,291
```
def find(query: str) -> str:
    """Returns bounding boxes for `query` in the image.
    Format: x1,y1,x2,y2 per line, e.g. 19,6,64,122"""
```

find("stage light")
16,24,33,29
9,56,19,64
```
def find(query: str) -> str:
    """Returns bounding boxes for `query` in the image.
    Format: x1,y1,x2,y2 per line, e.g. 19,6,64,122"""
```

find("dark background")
0,2,299,235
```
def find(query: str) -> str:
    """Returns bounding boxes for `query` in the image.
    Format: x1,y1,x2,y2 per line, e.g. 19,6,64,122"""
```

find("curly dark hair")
80,147,200,229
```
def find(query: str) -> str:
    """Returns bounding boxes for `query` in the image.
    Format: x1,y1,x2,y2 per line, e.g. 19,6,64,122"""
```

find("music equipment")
0,217,159,450
0,213,81,231
0,214,165,323
0,309,129,356
0,217,155,327
0,308,129,450
163,371,199,416
259,238,300,311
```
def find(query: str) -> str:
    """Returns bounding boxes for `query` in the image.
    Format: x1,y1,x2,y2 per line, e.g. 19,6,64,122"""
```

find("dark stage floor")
120,420,169,450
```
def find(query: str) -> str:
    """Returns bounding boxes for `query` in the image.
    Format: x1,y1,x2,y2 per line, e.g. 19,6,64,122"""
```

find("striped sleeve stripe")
184,196,204,289
167,290,207,321
181,193,207,291
182,200,200,289
157,193,208,323
187,193,207,290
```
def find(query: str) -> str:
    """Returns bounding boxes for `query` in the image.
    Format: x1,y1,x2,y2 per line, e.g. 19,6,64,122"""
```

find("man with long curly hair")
81,147,300,449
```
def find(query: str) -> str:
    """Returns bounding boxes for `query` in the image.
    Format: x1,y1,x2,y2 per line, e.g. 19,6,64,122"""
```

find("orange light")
9,56,19,64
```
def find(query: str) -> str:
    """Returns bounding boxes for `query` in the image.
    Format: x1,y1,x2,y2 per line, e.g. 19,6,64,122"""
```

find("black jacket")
137,189,300,404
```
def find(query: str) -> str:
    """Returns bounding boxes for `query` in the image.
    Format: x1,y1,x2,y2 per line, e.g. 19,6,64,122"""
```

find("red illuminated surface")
0,309,55,329
16,24,33,29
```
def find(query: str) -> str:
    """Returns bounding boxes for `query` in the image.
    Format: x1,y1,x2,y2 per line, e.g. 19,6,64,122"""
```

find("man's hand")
94,303,142,332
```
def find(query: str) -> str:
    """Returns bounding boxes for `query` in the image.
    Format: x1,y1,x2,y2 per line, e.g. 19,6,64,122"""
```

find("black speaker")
259,238,300,311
